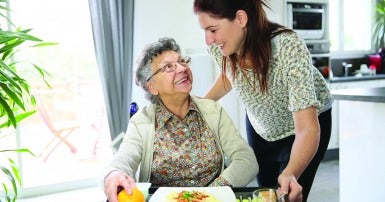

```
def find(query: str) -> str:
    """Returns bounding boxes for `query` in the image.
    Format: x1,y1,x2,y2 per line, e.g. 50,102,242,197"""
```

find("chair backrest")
129,102,138,117
34,94,57,133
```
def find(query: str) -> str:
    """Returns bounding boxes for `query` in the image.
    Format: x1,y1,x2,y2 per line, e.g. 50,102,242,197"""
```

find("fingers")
277,173,291,195
104,171,136,202
277,173,303,202
290,192,303,202
288,186,302,202
120,174,137,195
288,178,302,202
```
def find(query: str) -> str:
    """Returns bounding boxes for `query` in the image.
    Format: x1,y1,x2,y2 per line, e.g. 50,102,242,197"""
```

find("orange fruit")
117,187,145,202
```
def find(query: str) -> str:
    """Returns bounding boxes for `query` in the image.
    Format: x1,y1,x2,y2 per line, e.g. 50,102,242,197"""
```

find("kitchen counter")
328,73,385,83
331,87,385,103
331,86,385,202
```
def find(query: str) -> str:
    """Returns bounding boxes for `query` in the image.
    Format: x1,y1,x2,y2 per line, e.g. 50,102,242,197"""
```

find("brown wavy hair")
193,0,292,93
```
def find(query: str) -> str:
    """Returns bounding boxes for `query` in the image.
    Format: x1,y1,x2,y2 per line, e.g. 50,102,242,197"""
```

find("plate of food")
149,186,235,202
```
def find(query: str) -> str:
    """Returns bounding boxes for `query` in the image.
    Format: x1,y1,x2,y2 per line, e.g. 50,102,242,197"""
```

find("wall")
264,0,285,24
132,0,205,61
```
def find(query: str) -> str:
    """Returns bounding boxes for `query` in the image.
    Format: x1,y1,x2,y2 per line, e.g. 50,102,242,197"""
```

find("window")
6,0,113,196
329,0,374,53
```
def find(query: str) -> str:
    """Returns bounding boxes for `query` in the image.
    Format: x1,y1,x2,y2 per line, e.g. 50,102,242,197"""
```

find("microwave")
286,2,326,40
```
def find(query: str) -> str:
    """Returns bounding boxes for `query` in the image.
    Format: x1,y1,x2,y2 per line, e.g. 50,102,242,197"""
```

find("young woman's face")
197,11,247,56
146,51,193,101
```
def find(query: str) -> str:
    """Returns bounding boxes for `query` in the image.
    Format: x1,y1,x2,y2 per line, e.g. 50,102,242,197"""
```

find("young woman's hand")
277,173,303,202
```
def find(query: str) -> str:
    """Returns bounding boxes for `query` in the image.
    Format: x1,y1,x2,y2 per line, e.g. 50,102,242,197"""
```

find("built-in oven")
286,1,330,54
287,2,326,40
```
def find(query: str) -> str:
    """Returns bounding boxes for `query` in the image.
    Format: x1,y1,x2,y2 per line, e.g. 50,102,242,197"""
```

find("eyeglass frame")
146,56,191,81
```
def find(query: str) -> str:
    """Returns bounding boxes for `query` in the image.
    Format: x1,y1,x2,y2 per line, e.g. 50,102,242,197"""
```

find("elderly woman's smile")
174,75,191,85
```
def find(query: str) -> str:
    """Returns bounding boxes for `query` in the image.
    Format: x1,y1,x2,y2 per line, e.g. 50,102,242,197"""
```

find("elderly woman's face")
147,50,193,99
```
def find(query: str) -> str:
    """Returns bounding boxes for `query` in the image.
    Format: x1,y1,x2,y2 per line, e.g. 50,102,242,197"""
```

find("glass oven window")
293,12,322,30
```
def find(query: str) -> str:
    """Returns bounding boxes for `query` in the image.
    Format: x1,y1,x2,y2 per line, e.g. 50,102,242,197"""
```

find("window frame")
329,0,376,58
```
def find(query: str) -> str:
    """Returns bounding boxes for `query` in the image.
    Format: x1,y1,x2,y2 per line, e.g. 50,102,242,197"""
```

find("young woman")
193,0,333,201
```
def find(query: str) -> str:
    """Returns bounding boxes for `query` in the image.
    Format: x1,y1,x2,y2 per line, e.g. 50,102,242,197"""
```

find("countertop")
328,74,385,83
331,87,385,103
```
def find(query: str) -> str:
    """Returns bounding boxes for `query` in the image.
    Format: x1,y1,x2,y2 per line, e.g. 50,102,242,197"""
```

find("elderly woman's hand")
277,173,303,202
104,170,136,202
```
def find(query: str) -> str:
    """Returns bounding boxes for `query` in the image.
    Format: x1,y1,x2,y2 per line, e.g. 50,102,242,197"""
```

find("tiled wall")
330,57,368,77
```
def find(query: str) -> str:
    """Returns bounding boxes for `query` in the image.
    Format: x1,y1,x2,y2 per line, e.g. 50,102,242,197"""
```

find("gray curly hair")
135,37,181,104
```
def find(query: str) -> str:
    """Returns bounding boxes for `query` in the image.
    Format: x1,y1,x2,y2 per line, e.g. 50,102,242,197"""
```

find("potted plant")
0,1,52,201
373,0,385,51
371,0,385,74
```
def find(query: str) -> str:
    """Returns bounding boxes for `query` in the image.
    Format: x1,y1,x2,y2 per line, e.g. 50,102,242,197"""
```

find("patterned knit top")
207,31,333,141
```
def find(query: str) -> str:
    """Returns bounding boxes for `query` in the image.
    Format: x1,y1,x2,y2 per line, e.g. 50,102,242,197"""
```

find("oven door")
287,3,325,40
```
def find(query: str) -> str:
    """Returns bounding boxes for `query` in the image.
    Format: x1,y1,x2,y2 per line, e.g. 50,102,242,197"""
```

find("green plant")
0,0,52,201
0,149,33,202
373,0,385,51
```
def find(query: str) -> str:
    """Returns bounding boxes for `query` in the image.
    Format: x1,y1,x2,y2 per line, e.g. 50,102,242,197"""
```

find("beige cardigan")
104,96,258,187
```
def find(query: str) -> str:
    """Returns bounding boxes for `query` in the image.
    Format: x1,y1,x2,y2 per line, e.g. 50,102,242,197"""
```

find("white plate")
136,182,151,198
149,186,235,202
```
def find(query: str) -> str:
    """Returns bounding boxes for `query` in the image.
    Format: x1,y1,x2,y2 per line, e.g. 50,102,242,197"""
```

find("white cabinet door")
377,79,385,87
329,79,381,149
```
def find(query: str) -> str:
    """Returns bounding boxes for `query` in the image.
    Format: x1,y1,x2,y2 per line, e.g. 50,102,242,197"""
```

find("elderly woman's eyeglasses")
146,56,191,81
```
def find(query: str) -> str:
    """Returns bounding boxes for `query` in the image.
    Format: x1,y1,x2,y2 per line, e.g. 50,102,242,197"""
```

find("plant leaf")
0,38,26,55
0,148,35,156
0,82,25,109
1,166,17,200
2,182,12,202
0,60,23,92
31,42,58,47
0,96,16,127
33,64,52,88
0,29,42,42
9,159,21,186
0,110,36,129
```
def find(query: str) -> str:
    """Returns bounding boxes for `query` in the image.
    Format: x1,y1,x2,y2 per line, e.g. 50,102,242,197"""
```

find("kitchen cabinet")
331,87,385,202
377,79,385,87
328,78,385,149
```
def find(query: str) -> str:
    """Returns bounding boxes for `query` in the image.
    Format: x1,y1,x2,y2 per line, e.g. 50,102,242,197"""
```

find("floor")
308,160,339,202
18,160,339,202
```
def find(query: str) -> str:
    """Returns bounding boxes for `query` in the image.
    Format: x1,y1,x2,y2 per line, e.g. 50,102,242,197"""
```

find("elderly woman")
103,37,258,202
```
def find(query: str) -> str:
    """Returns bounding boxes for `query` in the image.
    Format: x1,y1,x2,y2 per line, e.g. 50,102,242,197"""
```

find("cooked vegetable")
173,190,209,202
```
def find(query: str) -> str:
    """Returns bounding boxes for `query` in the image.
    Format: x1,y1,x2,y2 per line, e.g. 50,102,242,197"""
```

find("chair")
35,94,79,162
129,102,138,117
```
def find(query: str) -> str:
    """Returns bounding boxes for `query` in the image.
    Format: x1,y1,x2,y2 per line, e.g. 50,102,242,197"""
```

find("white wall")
132,0,207,56
265,0,285,24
